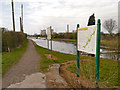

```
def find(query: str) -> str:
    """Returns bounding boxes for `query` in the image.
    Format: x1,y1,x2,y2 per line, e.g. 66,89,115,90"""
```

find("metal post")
11,0,15,32
21,4,23,23
20,17,22,32
76,24,80,77
95,19,101,88
47,40,49,54
21,4,23,32
50,26,52,58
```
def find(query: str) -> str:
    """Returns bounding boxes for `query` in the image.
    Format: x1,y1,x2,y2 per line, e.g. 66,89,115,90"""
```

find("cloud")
1,0,118,34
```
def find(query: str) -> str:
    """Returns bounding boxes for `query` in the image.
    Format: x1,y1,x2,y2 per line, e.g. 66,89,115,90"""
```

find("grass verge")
67,57,118,88
2,39,28,76
101,40,118,50
34,43,76,72
34,41,118,88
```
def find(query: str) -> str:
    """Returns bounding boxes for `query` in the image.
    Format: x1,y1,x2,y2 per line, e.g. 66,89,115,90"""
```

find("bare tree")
103,19,117,34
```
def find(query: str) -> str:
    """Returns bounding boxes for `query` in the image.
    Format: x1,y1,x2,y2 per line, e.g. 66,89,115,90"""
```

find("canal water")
30,37,119,60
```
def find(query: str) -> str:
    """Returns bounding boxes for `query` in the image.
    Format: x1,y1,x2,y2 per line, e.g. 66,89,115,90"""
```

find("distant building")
67,24,69,33
41,29,46,36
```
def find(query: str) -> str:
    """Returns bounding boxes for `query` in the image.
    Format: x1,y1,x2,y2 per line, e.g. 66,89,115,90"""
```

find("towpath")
2,40,41,88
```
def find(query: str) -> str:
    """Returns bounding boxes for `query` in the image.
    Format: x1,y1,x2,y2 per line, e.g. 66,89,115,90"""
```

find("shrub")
2,31,27,52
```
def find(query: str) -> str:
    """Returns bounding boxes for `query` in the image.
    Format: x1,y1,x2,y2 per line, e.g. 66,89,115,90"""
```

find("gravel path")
2,40,40,88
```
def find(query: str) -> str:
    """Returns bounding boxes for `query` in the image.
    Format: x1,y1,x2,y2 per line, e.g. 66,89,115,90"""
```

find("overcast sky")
0,0,118,35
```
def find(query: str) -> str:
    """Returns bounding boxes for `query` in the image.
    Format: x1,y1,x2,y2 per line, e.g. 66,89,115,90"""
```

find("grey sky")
0,0,118,35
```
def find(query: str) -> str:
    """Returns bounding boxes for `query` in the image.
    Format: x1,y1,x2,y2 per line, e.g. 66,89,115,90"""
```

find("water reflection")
30,37,119,60
30,37,76,55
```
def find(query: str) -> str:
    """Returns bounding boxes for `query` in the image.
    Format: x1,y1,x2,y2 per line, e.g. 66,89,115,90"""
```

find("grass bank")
34,43,76,72
67,57,118,88
101,40,118,50
34,42,118,88
2,39,28,75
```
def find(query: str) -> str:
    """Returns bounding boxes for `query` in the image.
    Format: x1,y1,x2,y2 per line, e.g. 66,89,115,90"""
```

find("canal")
30,37,119,60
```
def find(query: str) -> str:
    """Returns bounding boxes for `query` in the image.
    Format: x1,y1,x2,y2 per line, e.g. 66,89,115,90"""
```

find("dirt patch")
45,54,58,60
80,59,92,62
76,59,92,63
59,60,96,88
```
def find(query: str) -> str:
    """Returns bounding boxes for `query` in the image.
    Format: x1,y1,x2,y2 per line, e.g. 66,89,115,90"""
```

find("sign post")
95,19,101,88
76,19,101,87
76,24,80,77
47,26,52,58
50,26,52,58
47,40,49,54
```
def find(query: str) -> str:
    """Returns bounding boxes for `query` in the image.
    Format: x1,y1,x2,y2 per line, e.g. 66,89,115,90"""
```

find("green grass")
101,40,118,50
34,42,118,88
67,57,118,88
2,39,28,76
34,43,76,72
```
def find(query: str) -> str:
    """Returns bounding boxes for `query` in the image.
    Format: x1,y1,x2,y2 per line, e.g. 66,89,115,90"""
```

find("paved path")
2,40,40,88
8,73,46,88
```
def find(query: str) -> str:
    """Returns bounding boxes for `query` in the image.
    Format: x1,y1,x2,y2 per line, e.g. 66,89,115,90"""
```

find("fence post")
76,24,80,77
95,19,101,87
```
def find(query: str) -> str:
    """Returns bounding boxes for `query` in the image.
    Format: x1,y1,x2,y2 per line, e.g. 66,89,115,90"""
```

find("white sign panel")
47,27,51,40
78,25,97,54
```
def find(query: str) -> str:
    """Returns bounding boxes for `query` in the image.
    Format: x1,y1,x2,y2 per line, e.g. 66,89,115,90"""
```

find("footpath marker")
47,27,51,54
76,19,101,87
50,26,52,58
47,26,52,58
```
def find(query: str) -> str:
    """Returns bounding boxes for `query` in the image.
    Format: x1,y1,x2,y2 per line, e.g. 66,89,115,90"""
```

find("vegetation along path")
2,40,40,88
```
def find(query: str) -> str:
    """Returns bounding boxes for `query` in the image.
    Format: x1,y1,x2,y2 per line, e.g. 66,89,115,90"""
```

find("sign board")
78,25,97,54
47,27,51,40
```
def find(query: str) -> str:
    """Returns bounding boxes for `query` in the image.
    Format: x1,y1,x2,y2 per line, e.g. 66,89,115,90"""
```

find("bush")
64,33,77,40
53,33,59,38
53,32,77,40
2,31,27,52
